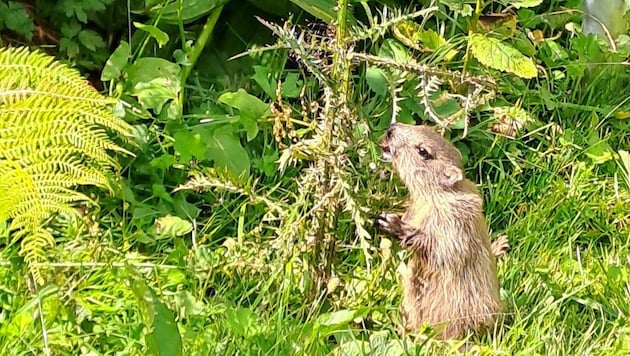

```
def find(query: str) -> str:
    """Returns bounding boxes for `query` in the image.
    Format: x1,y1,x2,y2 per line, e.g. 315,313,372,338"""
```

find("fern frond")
0,46,133,283
19,227,56,283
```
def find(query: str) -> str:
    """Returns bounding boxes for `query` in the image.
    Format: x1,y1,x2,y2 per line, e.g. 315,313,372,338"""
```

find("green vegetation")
1,0,629,354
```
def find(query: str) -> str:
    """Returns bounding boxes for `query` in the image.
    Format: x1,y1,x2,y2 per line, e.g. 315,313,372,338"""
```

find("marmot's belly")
402,258,501,339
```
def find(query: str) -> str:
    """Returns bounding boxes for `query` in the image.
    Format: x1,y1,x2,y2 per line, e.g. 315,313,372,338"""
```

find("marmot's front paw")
376,213,419,246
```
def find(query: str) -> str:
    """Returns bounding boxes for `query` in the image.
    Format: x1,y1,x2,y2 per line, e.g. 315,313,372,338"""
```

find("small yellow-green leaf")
155,215,192,237
470,33,537,78
510,0,543,8
134,22,169,47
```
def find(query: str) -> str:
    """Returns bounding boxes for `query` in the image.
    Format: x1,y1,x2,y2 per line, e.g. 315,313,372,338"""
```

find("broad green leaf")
172,49,189,65
432,93,462,124
252,65,275,99
218,89,269,141
134,79,180,114
379,39,411,61
127,58,181,114
315,309,357,326
59,38,79,58
134,22,169,47
417,29,448,51
155,215,193,237
200,126,250,177
127,57,181,84
152,183,174,204
469,33,537,78
173,193,201,219
150,154,177,169
173,130,207,162
366,67,388,95
335,341,372,355
101,41,130,81
218,89,269,119
281,73,302,98
441,0,473,16
60,21,81,38
151,0,229,24
289,0,336,23
507,0,543,8
128,271,183,356
585,132,613,164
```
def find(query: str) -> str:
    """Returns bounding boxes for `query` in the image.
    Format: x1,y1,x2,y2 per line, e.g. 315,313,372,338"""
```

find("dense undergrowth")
1,0,630,354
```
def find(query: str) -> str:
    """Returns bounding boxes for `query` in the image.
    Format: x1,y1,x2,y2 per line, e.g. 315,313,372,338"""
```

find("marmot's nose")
386,125,396,139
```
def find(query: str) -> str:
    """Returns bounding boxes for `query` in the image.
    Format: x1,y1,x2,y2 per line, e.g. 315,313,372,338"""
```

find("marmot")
376,123,507,340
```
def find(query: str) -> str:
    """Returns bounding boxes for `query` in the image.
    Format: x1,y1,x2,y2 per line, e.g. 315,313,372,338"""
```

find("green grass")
2,2,630,355
1,110,629,355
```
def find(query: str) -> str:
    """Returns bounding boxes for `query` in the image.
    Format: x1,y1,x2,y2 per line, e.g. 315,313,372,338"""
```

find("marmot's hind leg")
491,234,509,258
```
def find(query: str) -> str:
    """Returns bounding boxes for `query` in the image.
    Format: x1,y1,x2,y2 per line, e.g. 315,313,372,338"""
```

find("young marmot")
376,123,506,340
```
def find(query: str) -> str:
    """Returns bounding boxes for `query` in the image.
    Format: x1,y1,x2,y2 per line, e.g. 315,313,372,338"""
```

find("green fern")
0,46,133,282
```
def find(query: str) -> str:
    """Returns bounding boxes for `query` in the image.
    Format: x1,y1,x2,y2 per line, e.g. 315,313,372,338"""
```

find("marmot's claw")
376,213,401,234
377,213,419,245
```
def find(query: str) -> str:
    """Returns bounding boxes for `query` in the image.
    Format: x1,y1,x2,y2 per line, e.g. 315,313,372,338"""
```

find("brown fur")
376,123,505,340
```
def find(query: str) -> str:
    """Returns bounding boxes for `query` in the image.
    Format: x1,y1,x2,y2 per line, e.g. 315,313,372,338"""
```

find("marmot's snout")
380,125,396,162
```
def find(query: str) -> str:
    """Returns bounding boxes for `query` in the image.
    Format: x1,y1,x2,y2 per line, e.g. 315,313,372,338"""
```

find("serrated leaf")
5,2,34,39
78,30,106,51
470,33,537,78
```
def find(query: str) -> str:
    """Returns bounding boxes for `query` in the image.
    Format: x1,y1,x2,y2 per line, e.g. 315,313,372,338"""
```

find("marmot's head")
380,123,464,191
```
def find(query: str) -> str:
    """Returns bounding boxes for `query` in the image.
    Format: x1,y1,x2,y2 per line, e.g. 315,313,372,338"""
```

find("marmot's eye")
417,146,432,160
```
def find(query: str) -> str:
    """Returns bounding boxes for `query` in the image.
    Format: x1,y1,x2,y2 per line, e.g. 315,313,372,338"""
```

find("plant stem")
180,6,224,103
462,0,484,76
333,0,350,100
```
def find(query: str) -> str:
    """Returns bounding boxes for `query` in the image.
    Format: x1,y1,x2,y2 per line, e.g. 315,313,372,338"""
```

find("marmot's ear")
440,166,463,186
